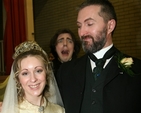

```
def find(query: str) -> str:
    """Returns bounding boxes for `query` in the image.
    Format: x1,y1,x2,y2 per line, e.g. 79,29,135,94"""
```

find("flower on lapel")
120,57,133,67
115,53,135,77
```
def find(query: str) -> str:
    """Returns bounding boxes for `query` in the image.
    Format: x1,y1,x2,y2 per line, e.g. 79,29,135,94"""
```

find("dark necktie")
88,46,117,81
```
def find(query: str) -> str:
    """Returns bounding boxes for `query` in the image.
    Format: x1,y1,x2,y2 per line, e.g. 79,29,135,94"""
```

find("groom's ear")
107,19,116,34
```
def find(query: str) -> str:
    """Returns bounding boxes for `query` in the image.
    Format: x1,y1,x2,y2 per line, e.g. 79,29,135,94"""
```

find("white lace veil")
48,70,64,107
1,41,64,113
1,65,18,113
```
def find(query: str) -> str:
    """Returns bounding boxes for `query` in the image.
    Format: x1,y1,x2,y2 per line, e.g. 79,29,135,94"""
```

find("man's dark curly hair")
49,28,81,59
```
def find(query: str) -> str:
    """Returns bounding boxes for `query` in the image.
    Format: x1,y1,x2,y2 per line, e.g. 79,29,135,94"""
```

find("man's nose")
78,26,87,37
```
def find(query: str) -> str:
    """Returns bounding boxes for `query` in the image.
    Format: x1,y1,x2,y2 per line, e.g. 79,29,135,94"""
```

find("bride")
0,41,65,113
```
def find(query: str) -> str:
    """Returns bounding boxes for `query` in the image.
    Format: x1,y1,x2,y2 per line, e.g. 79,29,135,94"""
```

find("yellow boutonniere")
115,53,135,77
120,57,133,67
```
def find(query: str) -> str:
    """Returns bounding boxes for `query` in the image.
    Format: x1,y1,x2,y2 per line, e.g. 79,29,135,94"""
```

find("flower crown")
13,41,47,59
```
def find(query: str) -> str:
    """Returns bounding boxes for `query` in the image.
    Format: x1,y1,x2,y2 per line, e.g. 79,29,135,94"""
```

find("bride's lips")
29,83,40,89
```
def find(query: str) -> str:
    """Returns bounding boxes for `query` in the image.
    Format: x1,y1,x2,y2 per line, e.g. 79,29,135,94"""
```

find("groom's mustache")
81,35,93,40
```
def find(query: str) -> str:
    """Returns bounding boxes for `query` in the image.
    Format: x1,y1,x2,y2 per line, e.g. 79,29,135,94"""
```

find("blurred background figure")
48,52,55,61
49,28,81,78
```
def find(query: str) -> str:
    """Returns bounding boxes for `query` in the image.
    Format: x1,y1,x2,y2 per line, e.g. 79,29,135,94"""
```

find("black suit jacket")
57,50,141,113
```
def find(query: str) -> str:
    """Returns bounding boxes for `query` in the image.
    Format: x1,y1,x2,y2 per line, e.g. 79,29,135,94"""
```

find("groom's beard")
81,28,107,53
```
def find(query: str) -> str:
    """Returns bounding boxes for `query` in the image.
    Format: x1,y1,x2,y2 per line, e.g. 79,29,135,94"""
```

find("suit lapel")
71,51,121,88
101,48,121,86
92,56,121,87
104,56,121,86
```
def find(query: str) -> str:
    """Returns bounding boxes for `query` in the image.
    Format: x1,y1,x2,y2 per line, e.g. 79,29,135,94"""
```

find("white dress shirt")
90,44,113,71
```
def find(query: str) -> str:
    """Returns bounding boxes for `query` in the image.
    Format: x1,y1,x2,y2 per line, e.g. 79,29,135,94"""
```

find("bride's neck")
24,95,44,106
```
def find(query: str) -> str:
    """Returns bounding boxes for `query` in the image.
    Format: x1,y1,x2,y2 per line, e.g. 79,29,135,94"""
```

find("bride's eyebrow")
20,69,28,72
34,66,44,69
18,69,28,74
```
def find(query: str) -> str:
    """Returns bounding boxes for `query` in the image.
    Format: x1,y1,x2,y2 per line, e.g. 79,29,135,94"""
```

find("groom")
56,0,141,113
